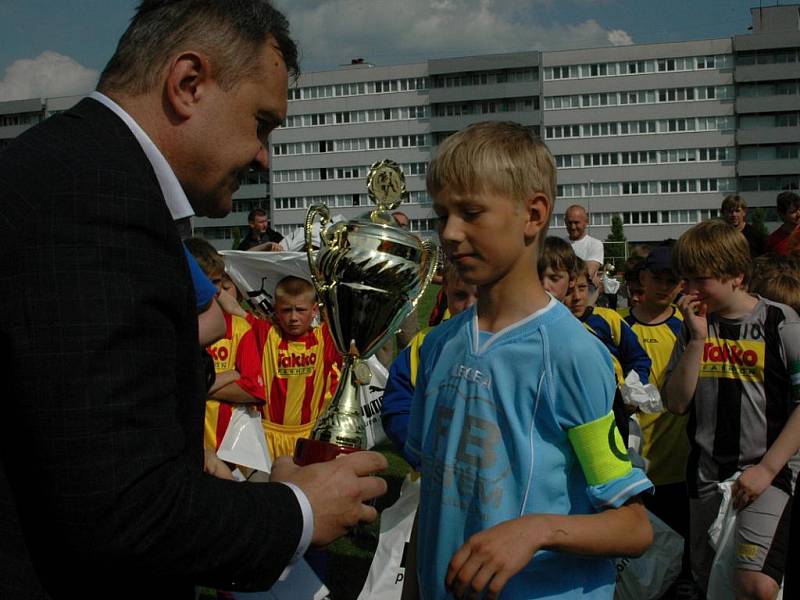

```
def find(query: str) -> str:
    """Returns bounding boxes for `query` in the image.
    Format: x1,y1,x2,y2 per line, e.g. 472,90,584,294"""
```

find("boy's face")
434,187,547,288
541,267,572,301
683,272,742,314
444,275,478,316
640,269,682,309
781,203,800,227
722,206,746,230
627,278,645,308
567,274,590,317
273,293,318,337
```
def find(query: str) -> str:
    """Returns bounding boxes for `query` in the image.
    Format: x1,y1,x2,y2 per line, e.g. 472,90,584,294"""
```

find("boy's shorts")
689,485,793,590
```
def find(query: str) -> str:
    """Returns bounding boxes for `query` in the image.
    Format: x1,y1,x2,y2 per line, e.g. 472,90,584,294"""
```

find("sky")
0,0,769,102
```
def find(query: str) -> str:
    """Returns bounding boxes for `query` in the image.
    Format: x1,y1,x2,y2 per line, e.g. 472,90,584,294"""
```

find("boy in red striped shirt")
251,276,342,459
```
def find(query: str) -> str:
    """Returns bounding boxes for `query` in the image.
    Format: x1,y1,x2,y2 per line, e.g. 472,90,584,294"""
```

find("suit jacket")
0,98,302,599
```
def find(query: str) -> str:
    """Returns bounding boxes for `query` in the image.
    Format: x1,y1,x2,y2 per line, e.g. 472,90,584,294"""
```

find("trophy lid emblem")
366,159,409,224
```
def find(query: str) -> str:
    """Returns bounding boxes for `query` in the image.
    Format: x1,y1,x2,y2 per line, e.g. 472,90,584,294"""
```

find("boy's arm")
617,318,652,384
733,319,800,507
209,381,262,404
208,369,239,395
734,405,800,508
381,345,414,456
447,498,652,600
663,293,708,414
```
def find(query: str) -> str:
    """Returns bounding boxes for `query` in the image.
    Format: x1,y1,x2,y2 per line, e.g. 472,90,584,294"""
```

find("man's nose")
252,145,269,170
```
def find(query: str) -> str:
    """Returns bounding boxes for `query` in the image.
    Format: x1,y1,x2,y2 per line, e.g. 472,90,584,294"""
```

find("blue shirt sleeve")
552,332,653,510
618,318,652,384
183,245,217,312
382,345,414,459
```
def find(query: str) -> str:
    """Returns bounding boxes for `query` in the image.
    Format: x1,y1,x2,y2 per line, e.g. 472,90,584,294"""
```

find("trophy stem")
294,357,368,465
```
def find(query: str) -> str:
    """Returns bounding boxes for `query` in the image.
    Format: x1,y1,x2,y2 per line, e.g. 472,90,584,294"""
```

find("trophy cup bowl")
294,160,437,465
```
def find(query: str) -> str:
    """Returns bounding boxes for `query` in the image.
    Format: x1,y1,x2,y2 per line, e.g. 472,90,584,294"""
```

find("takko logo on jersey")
699,339,765,382
208,340,233,369
277,350,317,375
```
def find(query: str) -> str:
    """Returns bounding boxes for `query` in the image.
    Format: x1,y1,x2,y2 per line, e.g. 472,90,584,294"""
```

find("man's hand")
269,451,388,546
676,293,708,341
733,465,774,510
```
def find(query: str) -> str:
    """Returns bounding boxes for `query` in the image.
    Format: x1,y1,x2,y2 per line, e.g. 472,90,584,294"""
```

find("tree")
605,215,626,268
750,207,768,238
231,226,242,250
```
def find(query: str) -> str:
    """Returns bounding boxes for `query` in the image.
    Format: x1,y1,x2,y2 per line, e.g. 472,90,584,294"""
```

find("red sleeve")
234,327,265,402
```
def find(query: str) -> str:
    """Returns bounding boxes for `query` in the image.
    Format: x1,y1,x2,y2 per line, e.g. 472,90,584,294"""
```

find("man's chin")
191,195,233,218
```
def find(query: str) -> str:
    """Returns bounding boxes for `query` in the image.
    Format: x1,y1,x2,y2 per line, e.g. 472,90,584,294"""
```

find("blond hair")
274,276,315,302
537,236,577,279
673,220,751,284
427,121,556,245
184,236,224,278
750,273,800,313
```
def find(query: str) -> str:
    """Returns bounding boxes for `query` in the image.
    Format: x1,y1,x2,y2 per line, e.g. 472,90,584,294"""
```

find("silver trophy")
294,159,437,465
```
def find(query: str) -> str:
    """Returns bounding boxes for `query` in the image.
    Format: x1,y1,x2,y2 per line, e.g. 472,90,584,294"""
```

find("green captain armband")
567,411,631,486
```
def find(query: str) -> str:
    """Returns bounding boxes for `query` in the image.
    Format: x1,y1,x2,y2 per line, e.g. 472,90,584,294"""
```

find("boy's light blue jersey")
406,299,652,599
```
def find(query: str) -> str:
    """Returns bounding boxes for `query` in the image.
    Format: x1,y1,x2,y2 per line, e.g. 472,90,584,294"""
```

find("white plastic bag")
231,558,329,600
620,370,663,414
217,405,272,474
706,475,740,599
361,356,388,449
357,473,420,600
614,511,683,600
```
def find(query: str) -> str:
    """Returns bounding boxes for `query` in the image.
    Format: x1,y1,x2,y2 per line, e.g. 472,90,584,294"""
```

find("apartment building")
1,4,798,248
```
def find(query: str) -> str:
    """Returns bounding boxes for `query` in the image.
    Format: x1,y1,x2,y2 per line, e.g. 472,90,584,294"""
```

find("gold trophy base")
293,358,370,465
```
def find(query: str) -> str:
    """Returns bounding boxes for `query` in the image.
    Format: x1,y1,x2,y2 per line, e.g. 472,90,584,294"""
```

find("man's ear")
523,193,550,240
163,51,213,120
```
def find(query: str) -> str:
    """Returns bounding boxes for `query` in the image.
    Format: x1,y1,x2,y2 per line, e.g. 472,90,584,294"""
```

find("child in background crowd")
721,194,765,258
537,236,578,302
407,121,652,599
620,250,649,312
664,220,800,598
255,276,342,459
184,238,265,452
567,257,652,442
766,191,800,256
623,246,688,534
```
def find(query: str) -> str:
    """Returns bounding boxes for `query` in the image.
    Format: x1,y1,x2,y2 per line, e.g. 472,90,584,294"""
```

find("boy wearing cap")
623,246,689,536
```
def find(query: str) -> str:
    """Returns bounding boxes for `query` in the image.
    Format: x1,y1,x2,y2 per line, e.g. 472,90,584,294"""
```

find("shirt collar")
89,91,194,221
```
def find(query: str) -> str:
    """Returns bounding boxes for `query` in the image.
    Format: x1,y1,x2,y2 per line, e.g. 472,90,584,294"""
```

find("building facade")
1,4,798,248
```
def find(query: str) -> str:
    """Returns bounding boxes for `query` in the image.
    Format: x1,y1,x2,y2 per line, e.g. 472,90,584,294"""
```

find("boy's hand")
446,516,548,599
676,293,708,341
203,448,234,480
733,465,774,510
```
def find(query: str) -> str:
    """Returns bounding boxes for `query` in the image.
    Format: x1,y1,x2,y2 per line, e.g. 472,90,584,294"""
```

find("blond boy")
406,122,652,599
255,276,342,459
664,220,800,598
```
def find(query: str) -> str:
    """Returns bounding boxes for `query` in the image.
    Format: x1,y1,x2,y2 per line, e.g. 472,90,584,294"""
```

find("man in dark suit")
0,1,386,598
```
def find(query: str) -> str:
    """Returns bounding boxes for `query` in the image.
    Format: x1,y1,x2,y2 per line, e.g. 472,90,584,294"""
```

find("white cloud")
607,29,633,46
275,0,633,69
0,51,98,102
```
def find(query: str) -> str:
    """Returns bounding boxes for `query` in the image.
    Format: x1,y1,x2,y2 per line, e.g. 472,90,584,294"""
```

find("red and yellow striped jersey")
204,313,264,450
255,321,342,427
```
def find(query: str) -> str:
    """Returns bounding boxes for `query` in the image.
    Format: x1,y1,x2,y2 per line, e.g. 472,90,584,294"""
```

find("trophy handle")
304,204,332,301
410,239,439,312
